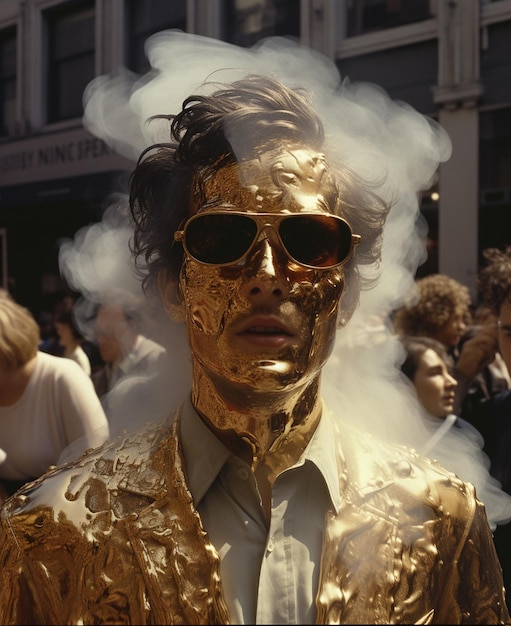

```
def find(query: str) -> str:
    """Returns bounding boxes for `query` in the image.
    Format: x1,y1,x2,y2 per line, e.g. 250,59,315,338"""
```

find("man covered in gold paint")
0,74,509,624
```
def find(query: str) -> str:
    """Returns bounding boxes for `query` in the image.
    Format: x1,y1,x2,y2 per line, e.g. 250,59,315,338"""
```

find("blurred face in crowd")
412,348,458,418
55,322,74,349
165,149,357,398
95,304,137,366
431,313,468,349
498,297,511,373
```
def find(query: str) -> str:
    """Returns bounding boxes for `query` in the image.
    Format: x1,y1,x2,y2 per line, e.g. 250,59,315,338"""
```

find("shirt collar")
180,398,341,513
179,398,232,506
299,405,342,513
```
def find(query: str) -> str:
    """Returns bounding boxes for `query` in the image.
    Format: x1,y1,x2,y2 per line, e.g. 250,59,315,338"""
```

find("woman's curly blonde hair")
393,274,471,336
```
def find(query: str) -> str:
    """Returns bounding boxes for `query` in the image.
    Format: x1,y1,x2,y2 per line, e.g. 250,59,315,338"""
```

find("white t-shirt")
0,352,109,481
68,345,92,376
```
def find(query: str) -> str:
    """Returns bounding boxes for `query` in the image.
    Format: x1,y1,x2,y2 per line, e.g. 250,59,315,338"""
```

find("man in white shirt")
92,299,168,397
0,72,509,625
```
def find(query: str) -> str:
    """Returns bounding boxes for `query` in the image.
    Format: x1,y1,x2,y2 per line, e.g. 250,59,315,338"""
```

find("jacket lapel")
116,410,231,624
316,423,440,624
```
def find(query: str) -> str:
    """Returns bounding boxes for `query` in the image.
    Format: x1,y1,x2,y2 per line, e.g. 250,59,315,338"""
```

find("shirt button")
238,467,249,480
267,537,275,552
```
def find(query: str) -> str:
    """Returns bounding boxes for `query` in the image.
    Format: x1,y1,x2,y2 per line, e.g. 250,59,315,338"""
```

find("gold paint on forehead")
191,147,339,214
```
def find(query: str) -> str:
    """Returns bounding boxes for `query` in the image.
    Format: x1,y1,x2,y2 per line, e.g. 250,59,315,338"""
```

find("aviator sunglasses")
174,211,361,269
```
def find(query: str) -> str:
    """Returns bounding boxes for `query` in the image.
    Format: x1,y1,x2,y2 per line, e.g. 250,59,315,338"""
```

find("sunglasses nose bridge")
243,222,289,273
253,220,280,246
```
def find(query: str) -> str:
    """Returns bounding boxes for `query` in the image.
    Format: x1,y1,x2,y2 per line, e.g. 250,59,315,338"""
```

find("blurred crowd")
0,288,169,504
391,246,511,607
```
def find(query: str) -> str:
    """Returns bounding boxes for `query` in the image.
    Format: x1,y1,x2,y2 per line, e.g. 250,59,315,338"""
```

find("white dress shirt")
180,399,341,624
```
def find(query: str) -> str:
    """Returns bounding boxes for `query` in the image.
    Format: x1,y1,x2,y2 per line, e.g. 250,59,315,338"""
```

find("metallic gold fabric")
0,410,229,625
0,406,509,624
317,418,511,624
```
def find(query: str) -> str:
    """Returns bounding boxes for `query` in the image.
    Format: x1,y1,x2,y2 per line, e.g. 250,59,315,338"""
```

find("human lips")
443,393,455,407
234,316,296,348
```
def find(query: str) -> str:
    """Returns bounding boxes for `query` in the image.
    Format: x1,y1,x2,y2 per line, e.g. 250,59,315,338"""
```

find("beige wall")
438,107,479,299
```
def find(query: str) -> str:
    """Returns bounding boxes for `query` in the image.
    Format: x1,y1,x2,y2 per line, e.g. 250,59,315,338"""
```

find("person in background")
400,335,459,425
393,274,471,349
470,245,511,494
54,306,92,375
0,291,109,505
456,303,511,417
392,273,509,423
479,247,511,384
91,295,168,399
0,75,508,624
475,246,511,608
37,309,62,356
399,334,511,531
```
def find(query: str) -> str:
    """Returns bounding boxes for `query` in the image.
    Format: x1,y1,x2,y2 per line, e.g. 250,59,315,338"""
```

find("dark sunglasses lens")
280,215,352,267
185,214,257,264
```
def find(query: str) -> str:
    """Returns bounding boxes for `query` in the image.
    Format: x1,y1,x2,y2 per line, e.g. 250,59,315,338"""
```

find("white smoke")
59,31,511,526
59,198,139,306
71,31,447,431
81,32,449,321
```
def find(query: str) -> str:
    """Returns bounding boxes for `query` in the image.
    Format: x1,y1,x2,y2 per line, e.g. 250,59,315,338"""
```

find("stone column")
433,0,482,299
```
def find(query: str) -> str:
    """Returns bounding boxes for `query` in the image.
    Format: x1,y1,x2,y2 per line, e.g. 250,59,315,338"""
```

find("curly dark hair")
129,74,390,296
393,274,471,336
477,246,511,316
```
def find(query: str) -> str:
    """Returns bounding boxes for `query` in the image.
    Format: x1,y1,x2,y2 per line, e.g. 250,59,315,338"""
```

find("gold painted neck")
190,364,323,475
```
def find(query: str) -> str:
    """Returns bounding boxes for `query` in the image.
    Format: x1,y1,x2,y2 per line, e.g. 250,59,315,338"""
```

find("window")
45,0,95,123
480,109,511,192
479,108,511,255
125,0,187,74
0,27,16,136
347,0,432,37
223,0,300,48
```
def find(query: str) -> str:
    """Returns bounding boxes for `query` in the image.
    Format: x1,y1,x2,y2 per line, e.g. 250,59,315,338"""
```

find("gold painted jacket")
0,407,509,625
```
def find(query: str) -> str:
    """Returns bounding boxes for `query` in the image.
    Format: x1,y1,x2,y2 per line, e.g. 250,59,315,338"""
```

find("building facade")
0,0,510,315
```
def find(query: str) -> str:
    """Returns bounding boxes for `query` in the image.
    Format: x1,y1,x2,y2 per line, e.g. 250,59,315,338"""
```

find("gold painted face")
171,148,352,393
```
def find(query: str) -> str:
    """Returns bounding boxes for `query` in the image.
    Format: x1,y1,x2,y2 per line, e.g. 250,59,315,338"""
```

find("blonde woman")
0,292,108,502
